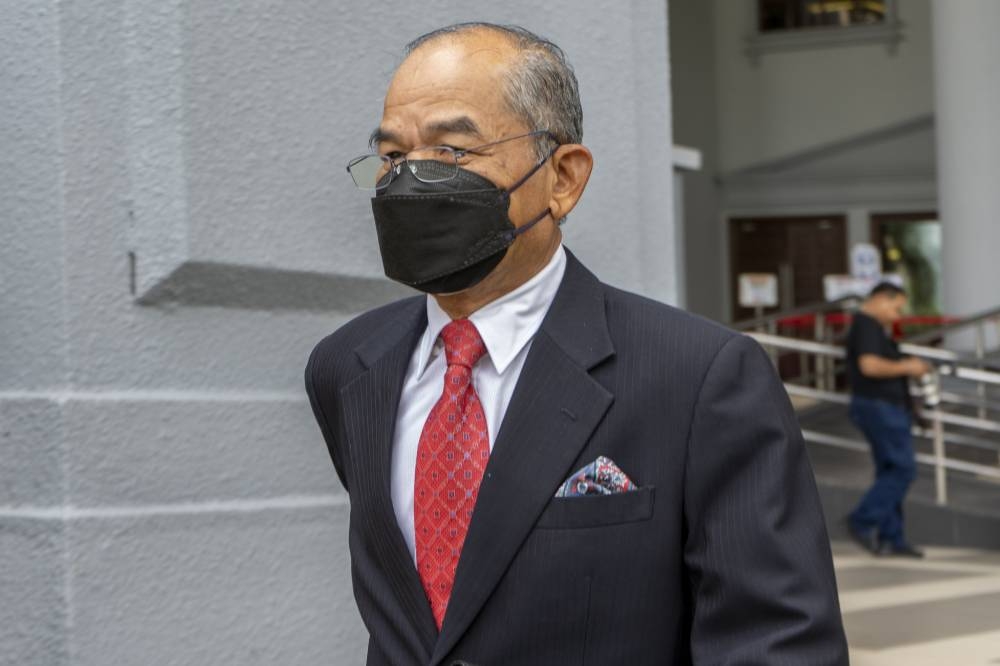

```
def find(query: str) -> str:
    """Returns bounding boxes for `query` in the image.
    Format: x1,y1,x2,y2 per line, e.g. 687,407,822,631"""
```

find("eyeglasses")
345,129,559,191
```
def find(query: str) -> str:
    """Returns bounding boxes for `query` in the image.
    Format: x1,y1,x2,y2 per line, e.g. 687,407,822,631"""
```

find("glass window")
872,214,942,317
759,0,888,33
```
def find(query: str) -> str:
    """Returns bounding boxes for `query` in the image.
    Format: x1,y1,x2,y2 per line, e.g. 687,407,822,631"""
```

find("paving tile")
836,564,978,592
933,551,1000,567
851,629,1000,666
843,590,1000,650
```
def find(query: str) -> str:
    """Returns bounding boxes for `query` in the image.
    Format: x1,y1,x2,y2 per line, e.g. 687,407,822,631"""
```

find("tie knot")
440,319,487,369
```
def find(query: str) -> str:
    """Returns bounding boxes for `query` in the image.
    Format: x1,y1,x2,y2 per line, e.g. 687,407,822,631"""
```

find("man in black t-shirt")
845,282,930,558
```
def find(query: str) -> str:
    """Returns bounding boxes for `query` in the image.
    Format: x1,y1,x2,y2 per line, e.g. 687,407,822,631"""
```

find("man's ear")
548,144,593,221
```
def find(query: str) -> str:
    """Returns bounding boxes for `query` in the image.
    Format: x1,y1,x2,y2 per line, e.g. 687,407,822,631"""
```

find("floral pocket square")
554,456,637,498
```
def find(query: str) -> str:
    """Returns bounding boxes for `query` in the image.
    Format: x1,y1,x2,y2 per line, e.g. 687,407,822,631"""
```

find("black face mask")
370,153,553,294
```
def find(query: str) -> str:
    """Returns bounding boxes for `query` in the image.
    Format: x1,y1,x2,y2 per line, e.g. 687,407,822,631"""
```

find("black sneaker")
880,542,924,558
844,517,879,555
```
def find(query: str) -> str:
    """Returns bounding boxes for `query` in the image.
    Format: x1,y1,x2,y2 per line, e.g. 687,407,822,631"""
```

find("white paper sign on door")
738,273,779,308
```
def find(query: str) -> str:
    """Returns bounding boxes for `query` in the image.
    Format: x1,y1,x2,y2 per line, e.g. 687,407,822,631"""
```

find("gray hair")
404,23,583,160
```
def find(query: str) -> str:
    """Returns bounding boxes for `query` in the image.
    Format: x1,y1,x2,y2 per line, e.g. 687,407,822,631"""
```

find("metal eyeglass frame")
345,129,560,191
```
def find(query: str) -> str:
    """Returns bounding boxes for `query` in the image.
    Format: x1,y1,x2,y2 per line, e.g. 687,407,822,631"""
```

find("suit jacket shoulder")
599,282,751,394
304,294,425,488
308,295,424,370
603,283,736,348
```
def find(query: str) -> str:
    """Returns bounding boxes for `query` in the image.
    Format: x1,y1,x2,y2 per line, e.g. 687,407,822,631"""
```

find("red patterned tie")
414,319,490,629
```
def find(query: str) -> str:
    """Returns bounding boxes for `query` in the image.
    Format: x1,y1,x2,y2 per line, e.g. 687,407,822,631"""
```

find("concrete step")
799,411,1000,550
819,478,1000,551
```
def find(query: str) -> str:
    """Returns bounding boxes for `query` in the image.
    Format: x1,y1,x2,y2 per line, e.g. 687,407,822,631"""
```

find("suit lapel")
340,299,439,656
430,252,615,665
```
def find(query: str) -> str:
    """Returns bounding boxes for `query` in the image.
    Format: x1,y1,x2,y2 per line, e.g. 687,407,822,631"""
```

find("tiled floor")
833,541,1000,664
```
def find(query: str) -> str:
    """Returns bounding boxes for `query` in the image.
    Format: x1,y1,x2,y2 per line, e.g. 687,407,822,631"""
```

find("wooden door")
729,215,847,322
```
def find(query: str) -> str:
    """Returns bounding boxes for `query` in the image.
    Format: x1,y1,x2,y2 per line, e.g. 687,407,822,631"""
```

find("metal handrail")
732,296,859,332
749,332,1000,384
786,383,1000,436
749,333,844,357
735,295,999,349
792,360,1000,413
938,364,1000,386
937,390,1000,413
801,429,1000,480
903,304,1000,344
912,425,1000,453
746,330,1000,506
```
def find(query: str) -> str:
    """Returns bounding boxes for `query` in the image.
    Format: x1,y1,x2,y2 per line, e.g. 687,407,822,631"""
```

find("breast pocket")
535,485,655,529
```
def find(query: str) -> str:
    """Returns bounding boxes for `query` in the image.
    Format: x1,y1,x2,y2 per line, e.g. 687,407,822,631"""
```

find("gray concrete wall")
1,1,675,664
669,0,725,321
713,0,933,173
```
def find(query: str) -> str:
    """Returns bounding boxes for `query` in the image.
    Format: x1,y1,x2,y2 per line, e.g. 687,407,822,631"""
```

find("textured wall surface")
669,0,724,321
1,1,674,664
713,0,933,173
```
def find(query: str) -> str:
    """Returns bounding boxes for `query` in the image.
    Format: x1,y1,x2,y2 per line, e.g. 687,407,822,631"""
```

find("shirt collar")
414,245,567,379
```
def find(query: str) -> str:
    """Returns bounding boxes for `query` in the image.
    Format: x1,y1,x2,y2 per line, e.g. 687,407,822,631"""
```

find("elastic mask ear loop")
501,146,559,198
505,207,552,242
499,144,558,240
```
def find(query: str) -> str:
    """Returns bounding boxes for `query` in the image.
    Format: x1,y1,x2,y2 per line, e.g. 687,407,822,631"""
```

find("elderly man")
306,22,847,666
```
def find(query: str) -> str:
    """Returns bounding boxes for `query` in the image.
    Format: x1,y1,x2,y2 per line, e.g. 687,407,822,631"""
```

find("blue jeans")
848,396,916,548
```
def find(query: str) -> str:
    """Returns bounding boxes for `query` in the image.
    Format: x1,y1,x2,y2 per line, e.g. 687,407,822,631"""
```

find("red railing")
774,313,961,340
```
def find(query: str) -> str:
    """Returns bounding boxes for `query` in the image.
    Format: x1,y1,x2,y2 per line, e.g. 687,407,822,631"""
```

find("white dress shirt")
390,245,567,561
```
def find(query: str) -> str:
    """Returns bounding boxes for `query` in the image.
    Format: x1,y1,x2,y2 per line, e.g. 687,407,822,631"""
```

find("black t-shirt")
845,311,911,408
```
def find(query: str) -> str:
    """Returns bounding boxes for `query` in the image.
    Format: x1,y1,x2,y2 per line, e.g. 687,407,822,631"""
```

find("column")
932,1,1000,317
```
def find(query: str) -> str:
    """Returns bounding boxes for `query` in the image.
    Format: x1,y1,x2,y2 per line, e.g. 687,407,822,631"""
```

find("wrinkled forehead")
379,34,525,145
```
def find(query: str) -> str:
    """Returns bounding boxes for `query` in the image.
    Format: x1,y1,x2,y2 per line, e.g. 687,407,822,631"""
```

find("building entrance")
871,212,942,316
729,215,847,322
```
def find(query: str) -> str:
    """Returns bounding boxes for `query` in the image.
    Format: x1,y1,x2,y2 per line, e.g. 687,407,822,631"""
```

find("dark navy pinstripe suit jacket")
305,250,848,666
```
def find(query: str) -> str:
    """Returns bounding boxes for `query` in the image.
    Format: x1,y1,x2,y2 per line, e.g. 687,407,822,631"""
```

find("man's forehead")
399,30,515,76
378,37,521,144
387,34,513,104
